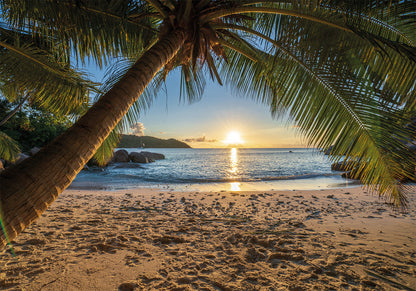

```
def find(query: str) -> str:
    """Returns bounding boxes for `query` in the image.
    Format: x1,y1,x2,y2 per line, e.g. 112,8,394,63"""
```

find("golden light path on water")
229,148,241,191
229,148,238,175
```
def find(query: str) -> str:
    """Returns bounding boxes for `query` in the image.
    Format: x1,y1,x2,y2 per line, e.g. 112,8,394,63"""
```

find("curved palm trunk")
0,29,186,249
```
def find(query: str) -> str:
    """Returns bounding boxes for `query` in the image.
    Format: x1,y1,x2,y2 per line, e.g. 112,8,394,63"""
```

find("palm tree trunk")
0,29,186,249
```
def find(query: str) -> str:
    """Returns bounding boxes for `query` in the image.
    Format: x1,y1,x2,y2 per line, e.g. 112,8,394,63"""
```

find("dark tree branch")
0,95,30,127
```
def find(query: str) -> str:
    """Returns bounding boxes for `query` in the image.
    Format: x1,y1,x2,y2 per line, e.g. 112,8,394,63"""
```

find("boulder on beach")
129,152,152,163
140,151,165,160
333,161,361,180
111,149,130,163
331,161,349,171
29,147,41,156
324,146,333,155
15,153,29,164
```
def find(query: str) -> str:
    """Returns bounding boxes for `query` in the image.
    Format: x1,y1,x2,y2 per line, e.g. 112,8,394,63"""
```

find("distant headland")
117,135,191,148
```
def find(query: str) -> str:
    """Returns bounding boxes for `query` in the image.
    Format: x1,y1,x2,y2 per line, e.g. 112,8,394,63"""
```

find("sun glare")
223,131,244,146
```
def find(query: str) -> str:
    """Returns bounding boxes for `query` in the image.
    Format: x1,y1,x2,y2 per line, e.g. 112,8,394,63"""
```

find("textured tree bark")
0,29,186,249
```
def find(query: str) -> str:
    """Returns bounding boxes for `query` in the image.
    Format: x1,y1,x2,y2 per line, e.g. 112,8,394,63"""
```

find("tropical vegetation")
0,99,72,155
0,0,415,249
118,135,191,148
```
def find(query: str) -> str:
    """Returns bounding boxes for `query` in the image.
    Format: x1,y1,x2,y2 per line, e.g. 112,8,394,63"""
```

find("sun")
223,131,244,146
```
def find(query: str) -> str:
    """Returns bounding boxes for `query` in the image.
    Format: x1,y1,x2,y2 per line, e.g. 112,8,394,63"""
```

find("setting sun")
223,131,244,146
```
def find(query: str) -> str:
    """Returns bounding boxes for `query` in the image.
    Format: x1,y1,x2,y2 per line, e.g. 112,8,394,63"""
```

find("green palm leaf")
216,20,415,207
0,30,95,116
0,131,20,162
1,0,158,66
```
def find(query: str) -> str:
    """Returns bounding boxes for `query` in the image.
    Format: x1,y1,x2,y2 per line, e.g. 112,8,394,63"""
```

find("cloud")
183,135,217,143
130,122,145,136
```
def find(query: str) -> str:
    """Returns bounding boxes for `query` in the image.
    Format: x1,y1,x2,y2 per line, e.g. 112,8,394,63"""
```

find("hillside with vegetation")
118,134,191,148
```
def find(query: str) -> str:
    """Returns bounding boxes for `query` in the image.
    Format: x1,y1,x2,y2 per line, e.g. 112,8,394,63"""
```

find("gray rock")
407,141,416,151
140,151,165,160
129,152,150,163
111,149,130,163
114,163,144,169
324,146,333,155
15,153,29,164
331,161,348,171
29,147,41,156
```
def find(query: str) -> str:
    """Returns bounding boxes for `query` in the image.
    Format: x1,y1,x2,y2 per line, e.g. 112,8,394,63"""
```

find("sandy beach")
0,186,415,290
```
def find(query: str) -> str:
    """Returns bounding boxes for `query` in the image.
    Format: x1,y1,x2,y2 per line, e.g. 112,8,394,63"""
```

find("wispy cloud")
130,122,145,136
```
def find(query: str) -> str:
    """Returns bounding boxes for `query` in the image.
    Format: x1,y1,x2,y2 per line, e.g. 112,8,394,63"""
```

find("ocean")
70,148,358,191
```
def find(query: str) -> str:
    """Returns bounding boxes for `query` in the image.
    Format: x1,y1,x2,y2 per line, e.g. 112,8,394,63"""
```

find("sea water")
70,148,358,191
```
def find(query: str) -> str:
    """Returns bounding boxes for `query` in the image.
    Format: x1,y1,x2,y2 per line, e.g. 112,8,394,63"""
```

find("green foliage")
118,135,191,148
93,129,121,166
0,131,20,162
0,99,71,153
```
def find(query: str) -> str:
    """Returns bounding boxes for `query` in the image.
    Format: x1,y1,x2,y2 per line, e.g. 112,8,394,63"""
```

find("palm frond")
93,128,121,166
248,1,416,107
0,0,159,66
179,65,206,104
217,24,415,207
0,22,98,116
0,131,20,162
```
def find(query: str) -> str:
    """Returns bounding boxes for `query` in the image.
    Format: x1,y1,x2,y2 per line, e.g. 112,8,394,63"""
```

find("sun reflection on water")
229,147,238,175
229,148,240,191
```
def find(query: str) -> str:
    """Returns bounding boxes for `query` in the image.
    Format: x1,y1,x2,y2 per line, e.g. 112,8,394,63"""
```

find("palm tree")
1,0,415,249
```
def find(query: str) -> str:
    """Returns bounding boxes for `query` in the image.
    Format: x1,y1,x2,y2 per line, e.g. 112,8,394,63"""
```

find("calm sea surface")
70,148,358,191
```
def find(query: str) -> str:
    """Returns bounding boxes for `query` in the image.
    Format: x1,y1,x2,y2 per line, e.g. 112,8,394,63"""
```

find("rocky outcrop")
129,152,152,163
140,151,165,160
111,149,130,163
331,161,348,171
110,150,164,164
83,150,164,170
15,153,29,164
29,147,41,156
332,160,360,180
324,146,333,155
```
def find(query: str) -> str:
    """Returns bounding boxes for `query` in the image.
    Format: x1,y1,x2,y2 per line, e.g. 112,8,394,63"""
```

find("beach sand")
0,186,415,290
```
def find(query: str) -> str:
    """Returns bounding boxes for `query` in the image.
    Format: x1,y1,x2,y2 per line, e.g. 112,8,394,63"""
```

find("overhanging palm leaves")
0,131,20,162
1,0,415,208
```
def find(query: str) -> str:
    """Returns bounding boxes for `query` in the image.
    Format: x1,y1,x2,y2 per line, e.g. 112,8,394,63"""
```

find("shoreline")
1,186,415,290
69,174,361,193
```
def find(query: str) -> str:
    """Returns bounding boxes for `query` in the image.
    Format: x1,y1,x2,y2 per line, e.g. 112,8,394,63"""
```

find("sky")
89,63,308,148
